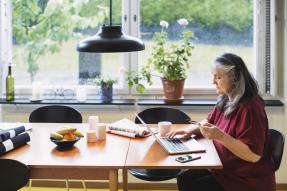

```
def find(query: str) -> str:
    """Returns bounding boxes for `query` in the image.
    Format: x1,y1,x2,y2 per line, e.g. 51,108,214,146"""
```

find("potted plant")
127,19,195,103
93,76,118,103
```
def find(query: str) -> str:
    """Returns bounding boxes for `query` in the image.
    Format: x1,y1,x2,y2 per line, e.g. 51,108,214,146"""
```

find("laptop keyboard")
159,137,190,152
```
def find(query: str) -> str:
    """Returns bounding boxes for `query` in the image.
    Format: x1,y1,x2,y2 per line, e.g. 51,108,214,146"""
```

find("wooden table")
125,124,222,169
122,124,222,190
0,123,222,191
0,123,130,191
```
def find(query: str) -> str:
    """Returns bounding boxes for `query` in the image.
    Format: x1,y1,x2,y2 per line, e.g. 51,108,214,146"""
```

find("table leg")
109,169,118,191
122,169,128,191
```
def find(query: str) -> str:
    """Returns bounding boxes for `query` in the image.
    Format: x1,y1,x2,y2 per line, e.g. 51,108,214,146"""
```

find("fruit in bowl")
50,127,84,150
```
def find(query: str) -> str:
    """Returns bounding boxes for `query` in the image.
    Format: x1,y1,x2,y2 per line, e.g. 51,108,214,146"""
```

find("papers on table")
107,118,151,138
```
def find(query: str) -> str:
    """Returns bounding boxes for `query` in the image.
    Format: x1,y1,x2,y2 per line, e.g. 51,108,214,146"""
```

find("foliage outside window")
1,0,262,98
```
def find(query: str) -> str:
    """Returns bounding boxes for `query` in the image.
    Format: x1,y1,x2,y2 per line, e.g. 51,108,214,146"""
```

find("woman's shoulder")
239,95,264,112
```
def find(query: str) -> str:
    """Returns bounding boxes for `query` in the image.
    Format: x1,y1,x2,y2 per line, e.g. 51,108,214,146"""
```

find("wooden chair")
268,129,285,171
126,107,191,185
0,159,30,191
29,105,82,123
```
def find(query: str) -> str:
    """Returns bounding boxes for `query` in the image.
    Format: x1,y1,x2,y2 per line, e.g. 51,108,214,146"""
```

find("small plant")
127,18,195,93
93,75,118,89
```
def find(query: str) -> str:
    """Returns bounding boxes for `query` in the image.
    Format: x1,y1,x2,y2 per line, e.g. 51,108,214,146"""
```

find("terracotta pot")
161,78,185,103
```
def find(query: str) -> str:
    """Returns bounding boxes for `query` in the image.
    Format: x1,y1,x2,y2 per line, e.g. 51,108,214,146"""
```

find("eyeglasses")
44,88,75,100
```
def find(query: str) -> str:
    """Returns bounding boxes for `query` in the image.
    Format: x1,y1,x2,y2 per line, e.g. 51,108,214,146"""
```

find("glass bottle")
6,65,15,101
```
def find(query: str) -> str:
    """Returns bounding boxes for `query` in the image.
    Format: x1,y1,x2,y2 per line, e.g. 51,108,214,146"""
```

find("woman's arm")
200,124,261,163
167,119,208,138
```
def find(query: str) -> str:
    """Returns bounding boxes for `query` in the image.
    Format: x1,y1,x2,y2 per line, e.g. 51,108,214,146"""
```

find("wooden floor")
20,189,171,191
20,188,287,191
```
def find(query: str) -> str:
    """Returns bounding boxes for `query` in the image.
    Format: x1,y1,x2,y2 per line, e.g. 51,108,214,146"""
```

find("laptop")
135,113,206,155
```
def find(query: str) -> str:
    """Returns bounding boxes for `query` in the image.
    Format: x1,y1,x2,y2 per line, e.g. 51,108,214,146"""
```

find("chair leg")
28,179,32,191
65,179,69,191
81,180,87,191
122,169,128,191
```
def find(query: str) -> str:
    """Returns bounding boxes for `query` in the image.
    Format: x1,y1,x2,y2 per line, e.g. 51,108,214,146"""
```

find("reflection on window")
139,0,254,88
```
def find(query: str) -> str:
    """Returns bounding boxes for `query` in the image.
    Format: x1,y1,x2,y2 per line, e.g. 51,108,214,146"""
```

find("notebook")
135,113,206,155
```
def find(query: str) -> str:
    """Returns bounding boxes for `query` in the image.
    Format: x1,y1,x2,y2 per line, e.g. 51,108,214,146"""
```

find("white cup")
76,88,87,102
88,116,99,130
158,121,172,136
95,123,106,140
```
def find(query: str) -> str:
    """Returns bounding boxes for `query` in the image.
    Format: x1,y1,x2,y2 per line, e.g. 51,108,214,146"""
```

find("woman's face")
212,64,233,95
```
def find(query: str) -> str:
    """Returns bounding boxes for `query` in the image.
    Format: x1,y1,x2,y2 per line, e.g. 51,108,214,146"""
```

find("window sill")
0,98,284,107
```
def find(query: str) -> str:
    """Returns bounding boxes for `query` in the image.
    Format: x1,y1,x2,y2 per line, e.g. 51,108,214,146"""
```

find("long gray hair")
215,53,259,117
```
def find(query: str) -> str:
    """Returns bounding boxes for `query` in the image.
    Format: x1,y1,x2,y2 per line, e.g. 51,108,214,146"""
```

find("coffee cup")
158,121,172,136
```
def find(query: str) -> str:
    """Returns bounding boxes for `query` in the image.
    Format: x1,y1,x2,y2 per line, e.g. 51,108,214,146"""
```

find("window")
0,0,277,99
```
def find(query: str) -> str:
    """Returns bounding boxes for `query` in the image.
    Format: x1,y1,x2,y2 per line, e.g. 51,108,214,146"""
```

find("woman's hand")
166,129,192,139
199,123,225,140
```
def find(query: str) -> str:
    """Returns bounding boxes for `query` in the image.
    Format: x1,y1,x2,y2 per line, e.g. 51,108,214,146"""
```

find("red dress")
207,96,276,191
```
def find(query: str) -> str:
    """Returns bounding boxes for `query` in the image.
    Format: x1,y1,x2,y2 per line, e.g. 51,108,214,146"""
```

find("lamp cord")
110,0,112,26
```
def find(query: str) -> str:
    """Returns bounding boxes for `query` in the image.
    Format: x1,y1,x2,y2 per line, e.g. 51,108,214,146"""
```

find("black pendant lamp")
77,0,145,53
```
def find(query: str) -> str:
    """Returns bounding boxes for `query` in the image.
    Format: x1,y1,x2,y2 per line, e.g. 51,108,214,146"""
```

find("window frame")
0,0,280,99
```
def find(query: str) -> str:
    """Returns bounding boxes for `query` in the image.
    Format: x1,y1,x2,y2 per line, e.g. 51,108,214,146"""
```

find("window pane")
139,0,254,88
12,0,123,87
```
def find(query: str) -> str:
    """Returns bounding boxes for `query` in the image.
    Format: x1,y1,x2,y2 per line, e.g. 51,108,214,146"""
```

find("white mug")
158,121,172,136
95,123,106,140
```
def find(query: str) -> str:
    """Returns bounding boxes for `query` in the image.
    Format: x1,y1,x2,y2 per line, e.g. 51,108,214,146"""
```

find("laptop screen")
134,113,158,139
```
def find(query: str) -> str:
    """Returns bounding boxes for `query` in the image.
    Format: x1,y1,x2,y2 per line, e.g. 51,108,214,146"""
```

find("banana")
73,131,84,137
57,127,77,135
50,132,64,140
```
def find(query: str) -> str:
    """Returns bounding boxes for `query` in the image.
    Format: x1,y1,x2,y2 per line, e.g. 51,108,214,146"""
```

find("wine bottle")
6,65,15,101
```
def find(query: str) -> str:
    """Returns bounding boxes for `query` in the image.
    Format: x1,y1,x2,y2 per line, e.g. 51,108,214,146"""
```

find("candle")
86,130,97,143
31,82,42,100
76,88,87,102
88,116,99,130
95,123,106,140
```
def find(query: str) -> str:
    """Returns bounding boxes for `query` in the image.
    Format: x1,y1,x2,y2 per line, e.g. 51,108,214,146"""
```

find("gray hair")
214,53,259,117
215,63,245,117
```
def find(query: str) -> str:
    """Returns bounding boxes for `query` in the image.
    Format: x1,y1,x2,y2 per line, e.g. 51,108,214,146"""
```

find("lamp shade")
77,25,145,53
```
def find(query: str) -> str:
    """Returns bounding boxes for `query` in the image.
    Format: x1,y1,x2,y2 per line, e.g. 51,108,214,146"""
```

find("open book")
107,118,151,138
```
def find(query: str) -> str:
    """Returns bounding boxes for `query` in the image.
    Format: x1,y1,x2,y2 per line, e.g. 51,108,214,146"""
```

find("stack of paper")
107,118,151,138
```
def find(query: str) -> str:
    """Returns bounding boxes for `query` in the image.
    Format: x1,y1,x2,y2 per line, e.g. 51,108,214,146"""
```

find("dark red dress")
207,96,276,191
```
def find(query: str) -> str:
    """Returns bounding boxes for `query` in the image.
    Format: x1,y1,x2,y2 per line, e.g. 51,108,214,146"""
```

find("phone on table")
175,155,201,163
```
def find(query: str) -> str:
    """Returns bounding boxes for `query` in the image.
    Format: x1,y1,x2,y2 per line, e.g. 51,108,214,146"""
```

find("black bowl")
50,137,80,150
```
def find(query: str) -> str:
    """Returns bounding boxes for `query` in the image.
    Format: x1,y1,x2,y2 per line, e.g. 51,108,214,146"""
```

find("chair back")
268,129,285,171
29,105,82,123
129,107,191,182
135,107,191,124
0,159,30,191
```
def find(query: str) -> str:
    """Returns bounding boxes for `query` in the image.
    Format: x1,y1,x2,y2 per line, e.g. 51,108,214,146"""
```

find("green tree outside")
12,0,108,82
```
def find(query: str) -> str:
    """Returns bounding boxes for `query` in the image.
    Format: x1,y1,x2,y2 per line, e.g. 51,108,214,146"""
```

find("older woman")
168,53,276,191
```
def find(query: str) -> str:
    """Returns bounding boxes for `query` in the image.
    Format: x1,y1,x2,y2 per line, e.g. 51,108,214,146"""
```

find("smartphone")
175,155,201,163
